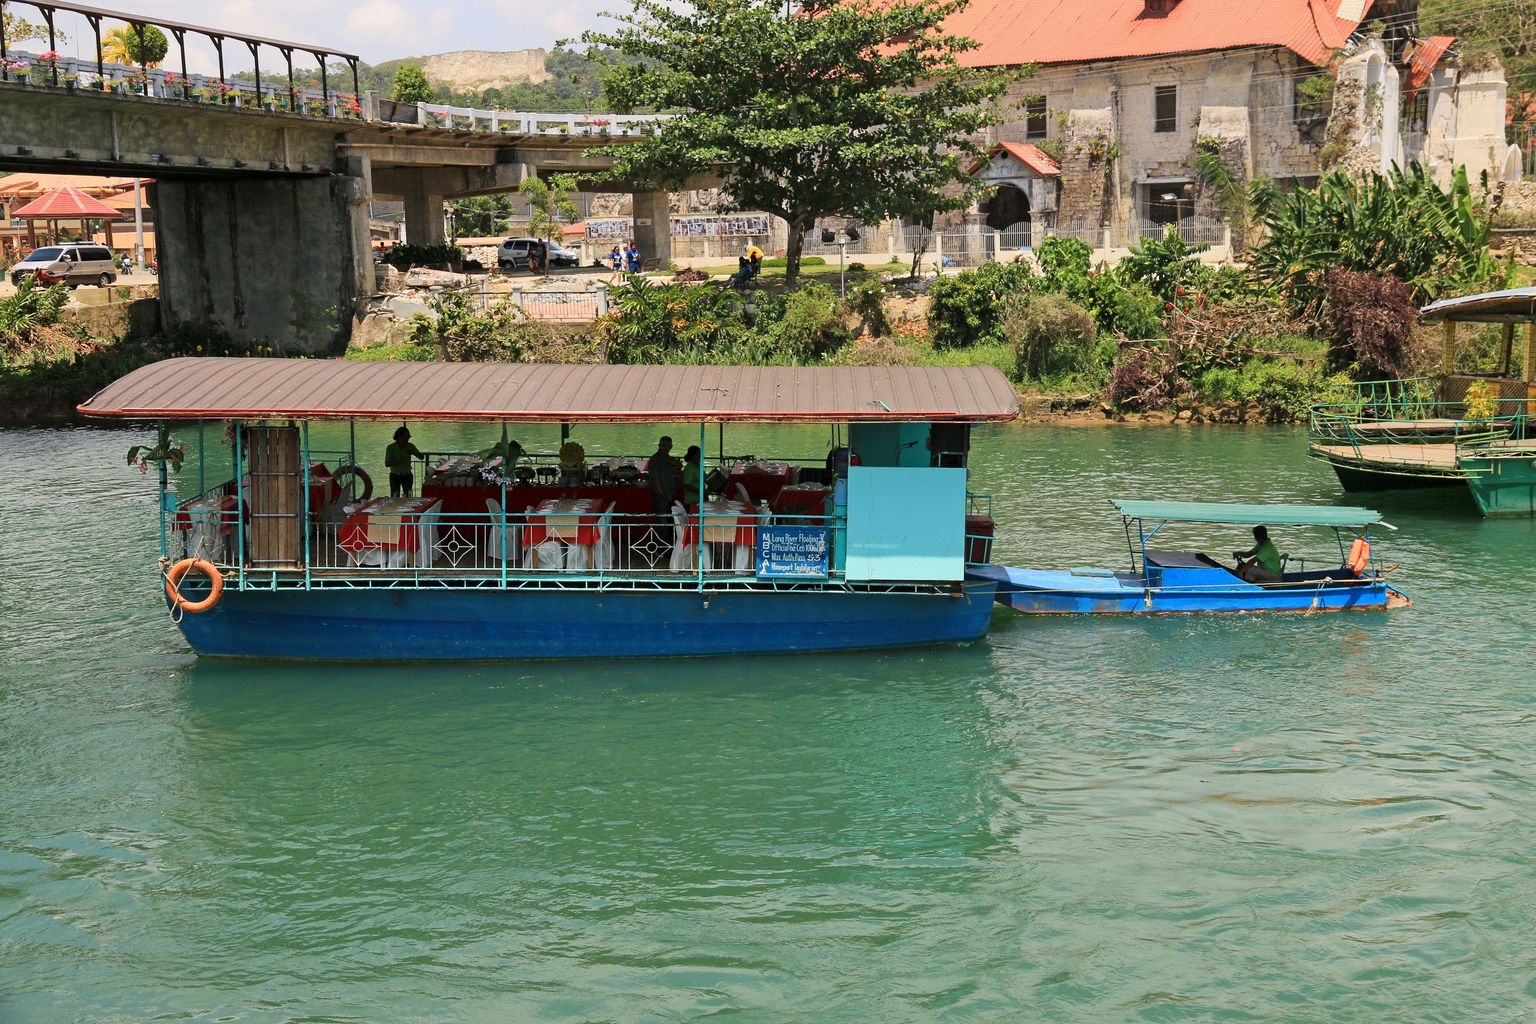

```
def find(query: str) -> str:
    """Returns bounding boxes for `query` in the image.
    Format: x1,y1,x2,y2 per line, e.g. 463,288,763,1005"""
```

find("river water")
3,422,1534,1022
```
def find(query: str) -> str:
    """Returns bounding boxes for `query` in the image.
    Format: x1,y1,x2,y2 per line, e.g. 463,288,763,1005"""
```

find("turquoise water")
3,423,1535,1022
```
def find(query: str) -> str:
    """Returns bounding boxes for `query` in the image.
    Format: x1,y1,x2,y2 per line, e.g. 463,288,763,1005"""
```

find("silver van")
9,244,118,287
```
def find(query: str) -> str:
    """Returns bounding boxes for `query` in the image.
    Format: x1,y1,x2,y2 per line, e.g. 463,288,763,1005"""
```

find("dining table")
684,498,761,570
769,483,832,521
337,497,442,568
727,461,795,503
522,497,609,570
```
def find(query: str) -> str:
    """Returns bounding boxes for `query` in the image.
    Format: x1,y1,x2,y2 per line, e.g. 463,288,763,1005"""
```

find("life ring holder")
332,463,373,502
165,558,224,615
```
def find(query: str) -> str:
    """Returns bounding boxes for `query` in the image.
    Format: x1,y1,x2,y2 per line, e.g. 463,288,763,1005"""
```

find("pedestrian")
609,244,624,283
625,240,641,275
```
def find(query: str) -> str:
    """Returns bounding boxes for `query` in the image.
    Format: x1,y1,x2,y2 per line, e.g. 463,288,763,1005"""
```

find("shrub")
847,279,890,336
1082,276,1165,339
1322,268,1420,379
408,292,528,361
1004,292,1097,382
1118,232,1209,303
769,281,851,361
1243,361,1326,422
602,277,753,363
926,260,1034,349
1106,345,1180,411
383,242,465,270
0,279,74,360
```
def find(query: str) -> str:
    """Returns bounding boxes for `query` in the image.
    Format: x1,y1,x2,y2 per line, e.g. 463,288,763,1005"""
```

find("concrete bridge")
0,1,696,352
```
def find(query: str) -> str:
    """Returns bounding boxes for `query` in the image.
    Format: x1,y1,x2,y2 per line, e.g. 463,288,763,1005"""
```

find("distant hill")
368,49,552,95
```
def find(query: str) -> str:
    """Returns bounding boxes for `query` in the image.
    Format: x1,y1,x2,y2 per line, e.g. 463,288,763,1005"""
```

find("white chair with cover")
733,483,753,505
669,501,711,571
593,501,617,571
484,498,519,565
522,505,566,571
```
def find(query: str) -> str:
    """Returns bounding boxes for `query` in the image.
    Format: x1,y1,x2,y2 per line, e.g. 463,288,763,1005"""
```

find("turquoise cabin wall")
845,467,967,581
848,423,931,467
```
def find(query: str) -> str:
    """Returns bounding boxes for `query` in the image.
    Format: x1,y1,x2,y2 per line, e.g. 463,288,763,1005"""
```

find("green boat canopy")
1112,500,1386,529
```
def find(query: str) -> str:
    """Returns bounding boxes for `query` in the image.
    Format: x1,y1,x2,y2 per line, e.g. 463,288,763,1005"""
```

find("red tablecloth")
683,500,759,547
523,498,606,548
422,482,651,518
339,497,438,554
769,486,831,519
308,462,340,510
728,463,793,503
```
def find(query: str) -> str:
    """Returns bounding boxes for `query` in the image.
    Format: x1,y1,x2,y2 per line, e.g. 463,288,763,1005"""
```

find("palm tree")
100,28,133,66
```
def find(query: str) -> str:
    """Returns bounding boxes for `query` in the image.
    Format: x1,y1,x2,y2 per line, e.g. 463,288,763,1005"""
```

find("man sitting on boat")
1233,525,1282,584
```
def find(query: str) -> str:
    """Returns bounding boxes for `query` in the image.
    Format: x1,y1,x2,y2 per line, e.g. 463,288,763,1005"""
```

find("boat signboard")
756,526,830,579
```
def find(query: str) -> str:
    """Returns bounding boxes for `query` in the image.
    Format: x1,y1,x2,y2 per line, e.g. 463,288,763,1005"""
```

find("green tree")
3,12,55,44
581,0,1018,286
391,64,432,103
518,176,579,274
449,194,513,237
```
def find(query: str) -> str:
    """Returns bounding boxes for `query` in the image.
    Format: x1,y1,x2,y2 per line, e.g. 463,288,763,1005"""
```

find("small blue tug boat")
970,500,1410,615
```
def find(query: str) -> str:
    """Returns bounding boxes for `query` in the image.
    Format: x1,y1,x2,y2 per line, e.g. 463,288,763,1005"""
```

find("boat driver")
1233,525,1282,584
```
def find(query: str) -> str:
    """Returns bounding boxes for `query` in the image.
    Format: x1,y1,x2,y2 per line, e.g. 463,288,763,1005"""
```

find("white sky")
29,0,623,73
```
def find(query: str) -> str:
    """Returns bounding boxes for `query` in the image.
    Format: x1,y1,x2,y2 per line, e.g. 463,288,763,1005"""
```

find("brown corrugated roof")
78,358,1021,423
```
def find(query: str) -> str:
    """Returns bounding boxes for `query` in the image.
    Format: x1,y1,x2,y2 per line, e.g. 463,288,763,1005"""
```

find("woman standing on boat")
385,426,425,497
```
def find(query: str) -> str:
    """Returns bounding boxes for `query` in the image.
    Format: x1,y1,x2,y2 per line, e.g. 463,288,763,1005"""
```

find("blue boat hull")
171,582,999,661
969,565,1401,615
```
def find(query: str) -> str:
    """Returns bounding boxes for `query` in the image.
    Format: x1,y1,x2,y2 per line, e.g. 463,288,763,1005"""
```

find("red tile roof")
10,184,126,220
969,142,1062,177
1406,35,1455,90
948,0,1372,69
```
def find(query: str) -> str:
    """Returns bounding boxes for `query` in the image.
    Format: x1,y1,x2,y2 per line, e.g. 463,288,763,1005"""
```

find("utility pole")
133,178,145,268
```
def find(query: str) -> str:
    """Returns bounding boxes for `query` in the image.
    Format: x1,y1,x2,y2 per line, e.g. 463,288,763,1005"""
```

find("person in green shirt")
1234,525,1282,584
385,426,424,497
680,445,704,507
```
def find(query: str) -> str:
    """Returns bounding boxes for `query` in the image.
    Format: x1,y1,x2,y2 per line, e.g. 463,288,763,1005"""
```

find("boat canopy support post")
233,423,245,588
197,420,206,497
1525,323,1536,387
697,420,707,590
301,421,312,591
157,420,169,559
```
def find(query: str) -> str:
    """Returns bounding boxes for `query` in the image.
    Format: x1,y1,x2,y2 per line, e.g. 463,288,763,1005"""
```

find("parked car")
498,237,580,271
9,244,119,287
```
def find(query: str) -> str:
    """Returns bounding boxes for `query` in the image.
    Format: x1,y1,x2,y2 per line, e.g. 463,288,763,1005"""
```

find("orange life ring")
332,464,373,501
1346,538,1371,576
165,558,224,613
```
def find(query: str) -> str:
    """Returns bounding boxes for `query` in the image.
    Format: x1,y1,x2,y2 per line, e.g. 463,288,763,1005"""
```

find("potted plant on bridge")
7,60,32,84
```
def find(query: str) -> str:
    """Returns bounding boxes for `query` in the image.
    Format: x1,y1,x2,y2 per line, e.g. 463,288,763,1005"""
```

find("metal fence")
1128,217,1228,247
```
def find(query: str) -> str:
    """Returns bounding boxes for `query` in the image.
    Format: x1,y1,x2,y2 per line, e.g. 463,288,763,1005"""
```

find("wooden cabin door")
246,425,303,568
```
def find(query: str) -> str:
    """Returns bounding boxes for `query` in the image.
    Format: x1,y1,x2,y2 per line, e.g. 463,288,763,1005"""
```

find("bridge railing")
413,103,671,136
2,47,363,116
0,0,361,116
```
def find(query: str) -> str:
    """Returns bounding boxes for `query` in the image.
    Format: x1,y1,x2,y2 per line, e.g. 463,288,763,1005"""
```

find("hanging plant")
127,439,185,474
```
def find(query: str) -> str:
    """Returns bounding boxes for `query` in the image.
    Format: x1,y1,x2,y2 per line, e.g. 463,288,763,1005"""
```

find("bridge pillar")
403,178,447,247
631,190,672,268
153,175,370,355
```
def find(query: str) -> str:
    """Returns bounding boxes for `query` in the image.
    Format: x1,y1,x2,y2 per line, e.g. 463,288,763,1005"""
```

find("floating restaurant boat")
1307,288,1536,516
969,500,1409,614
79,358,1019,661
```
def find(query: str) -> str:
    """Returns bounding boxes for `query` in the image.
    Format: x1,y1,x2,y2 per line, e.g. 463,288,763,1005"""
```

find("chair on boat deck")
593,502,617,571
484,498,520,566
733,482,753,505
524,505,566,571
669,501,711,571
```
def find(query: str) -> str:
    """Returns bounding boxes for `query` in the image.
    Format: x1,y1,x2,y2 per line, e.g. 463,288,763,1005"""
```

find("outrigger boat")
969,500,1410,614
79,358,1019,661
1307,288,1536,516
